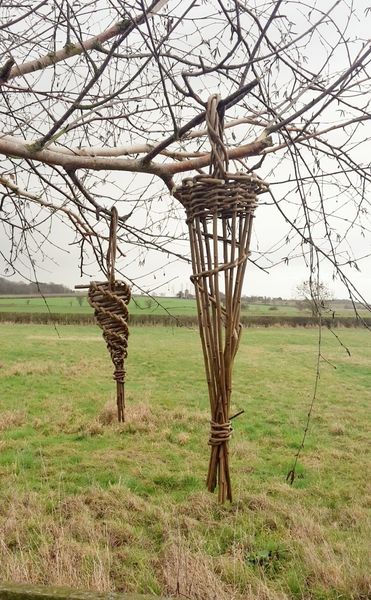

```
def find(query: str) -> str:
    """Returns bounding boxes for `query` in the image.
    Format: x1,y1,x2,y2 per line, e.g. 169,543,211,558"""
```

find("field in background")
0,323,370,599
0,294,369,319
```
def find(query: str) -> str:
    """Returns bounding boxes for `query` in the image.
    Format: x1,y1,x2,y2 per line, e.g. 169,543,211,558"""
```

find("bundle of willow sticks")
175,95,268,502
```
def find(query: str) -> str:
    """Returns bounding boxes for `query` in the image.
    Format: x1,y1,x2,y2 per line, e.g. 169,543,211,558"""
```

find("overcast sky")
16,175,370,301
1,0,370,302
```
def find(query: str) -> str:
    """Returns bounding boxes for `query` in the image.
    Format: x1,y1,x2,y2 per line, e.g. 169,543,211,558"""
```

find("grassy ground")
0,295,368,319
0,296,93,314
0,324,370,599
0,295,285,315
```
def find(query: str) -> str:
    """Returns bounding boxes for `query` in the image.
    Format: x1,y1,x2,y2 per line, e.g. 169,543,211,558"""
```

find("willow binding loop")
174,95,268,502
87,207,131,422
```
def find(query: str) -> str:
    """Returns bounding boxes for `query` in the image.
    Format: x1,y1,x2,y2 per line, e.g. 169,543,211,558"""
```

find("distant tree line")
241,295,284,304
0,277,72,296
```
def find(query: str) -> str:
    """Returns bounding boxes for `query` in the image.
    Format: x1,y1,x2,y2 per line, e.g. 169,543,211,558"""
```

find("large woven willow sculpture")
175,96,268,502
76,207,131,422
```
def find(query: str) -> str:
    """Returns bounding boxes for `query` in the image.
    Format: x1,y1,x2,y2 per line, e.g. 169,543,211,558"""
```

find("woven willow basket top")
174,172,269,221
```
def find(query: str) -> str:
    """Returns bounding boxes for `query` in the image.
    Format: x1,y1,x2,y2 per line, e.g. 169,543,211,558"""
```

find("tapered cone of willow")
79,207,131,423
88,279,130,422
174,95,268,503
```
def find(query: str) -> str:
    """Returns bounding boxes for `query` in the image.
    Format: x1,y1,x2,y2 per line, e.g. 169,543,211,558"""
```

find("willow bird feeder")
174,95,268,502
76,207,131,422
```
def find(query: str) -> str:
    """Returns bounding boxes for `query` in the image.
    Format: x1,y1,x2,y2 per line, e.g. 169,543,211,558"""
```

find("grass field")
0,295,368,319
0,295,294,316
0,324,370,599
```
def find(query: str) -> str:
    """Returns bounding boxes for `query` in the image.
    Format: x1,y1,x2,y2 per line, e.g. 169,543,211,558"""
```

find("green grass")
0,295,93,314
0,324,370,599
0,294,369,319
0,294,201,316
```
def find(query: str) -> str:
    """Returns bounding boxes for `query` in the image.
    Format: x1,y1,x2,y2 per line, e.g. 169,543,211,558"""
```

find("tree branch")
141,78,260,163
0,131,273,177
6,0,169,83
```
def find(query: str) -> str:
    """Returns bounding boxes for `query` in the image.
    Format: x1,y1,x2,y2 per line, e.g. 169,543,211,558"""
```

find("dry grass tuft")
70,419,105,438
333,506,365,529
0,488,162,592
246,494,272,512
162,533,291,600
82,486,151,521
126,402,153,424
232,439,257,462
172,406,208,424
249,580,289,600
347,570,371,600
116,402,156,434
0,410,25,431
286,507,327,545
329,422,345,435
98,401,116,425
162,536,235,600
176,492,217,521
176,431,190,445
85,420,105,436
0,492,111,591
301,539,343,588
284,506,371,595
218,551,290,600
98,401,155,433
5,362,54,377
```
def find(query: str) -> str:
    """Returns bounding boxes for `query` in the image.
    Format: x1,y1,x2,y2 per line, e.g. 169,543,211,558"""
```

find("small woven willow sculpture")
175,95,268,502
77,207,131,422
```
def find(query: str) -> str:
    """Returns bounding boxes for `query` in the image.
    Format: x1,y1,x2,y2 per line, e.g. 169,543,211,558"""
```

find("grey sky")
1,0,370,302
